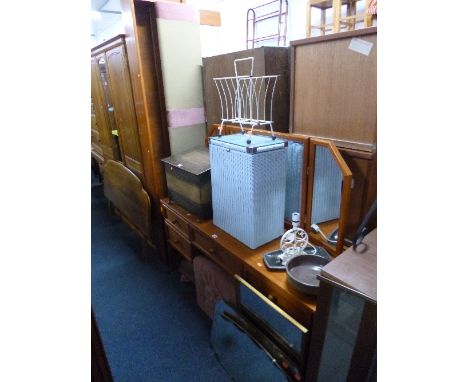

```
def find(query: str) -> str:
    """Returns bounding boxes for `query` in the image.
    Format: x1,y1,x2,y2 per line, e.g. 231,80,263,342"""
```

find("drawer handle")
267,294,276,303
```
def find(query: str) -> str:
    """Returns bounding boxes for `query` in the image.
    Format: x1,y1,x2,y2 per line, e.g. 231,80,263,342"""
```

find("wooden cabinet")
305,229,377,382
91,35,143,179
290,28,377,152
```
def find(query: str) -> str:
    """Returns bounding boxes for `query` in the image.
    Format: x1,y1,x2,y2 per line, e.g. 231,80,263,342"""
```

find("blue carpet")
91,184,232,382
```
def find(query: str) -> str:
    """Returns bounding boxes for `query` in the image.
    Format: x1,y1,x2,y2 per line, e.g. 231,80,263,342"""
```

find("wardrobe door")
105,44,143,178
91,55,118,161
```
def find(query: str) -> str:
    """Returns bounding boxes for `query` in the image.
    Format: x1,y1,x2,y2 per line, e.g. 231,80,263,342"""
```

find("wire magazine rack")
213,57,279,139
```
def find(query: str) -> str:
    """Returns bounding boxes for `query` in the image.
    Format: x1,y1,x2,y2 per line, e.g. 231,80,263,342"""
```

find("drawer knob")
267,294,276,302
171,219,179,226
208,248,215,254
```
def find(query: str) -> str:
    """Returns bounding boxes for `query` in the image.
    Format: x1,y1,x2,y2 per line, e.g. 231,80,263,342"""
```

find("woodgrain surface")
105,43,143,177
291,28,377,151
161,198,318,328
202,47,290,133
121,0,171,200
104,160,151,239
321,228,376,301
91,56,116,161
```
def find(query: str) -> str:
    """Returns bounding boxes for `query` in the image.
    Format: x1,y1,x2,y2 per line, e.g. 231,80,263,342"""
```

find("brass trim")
234,275,308,334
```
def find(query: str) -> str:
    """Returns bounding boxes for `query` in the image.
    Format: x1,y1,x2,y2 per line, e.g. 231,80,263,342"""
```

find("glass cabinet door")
97,55,123,162
307,279,377,382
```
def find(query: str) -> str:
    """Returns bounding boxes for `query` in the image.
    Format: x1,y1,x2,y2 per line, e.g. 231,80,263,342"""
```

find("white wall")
187,0,375,57
91,16,124,47
187,0,310,57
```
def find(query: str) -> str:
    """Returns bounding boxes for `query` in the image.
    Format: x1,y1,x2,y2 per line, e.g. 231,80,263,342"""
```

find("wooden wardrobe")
91,0,172,258
91,35,143,179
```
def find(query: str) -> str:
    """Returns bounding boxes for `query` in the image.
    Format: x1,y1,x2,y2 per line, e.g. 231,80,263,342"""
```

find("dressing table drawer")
166,220,192,262
192,230,243,275
244,268,313,329
164,205,191,237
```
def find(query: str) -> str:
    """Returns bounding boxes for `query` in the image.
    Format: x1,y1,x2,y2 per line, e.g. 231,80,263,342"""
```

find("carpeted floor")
91,180,232,382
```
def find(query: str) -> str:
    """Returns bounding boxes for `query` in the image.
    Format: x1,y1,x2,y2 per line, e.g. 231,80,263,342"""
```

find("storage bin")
209,133,287,249
161,146,212,219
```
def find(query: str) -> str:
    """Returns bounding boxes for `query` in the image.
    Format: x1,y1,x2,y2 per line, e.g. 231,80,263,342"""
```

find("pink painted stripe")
167,107,206,128
154,2,199,23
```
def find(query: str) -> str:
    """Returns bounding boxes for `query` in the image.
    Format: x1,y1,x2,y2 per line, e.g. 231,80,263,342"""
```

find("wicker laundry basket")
209,133,288,249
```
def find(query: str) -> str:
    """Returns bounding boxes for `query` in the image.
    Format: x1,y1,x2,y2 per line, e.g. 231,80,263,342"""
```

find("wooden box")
202,47,290,133
161,146,212,219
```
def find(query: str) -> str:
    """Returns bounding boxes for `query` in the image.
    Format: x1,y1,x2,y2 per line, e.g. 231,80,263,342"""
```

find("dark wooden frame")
304,276,377,382
103,160,153,260
91,309,113,382
119,0,173,260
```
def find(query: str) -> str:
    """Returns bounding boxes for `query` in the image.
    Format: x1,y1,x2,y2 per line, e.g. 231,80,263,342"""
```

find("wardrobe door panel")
105,44,143,178
91,56,115,161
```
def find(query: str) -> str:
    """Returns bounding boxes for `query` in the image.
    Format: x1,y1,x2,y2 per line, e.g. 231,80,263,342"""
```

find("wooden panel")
192,230,243,276
164,204,191,237
165,220,192,261
104,160,151,236
202,47,290,133
291,28,377,151
340,149,376,236
91,57,115,161
121,0,171,200
105,44,143,178
321,228,377,301
91,112,104,157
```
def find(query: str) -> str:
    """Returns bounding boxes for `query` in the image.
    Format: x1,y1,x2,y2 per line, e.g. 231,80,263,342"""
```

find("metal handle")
234,57,254,77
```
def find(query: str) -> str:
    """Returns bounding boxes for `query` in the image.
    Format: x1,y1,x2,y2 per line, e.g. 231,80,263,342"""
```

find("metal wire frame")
246,0,288,49
213,57,279,138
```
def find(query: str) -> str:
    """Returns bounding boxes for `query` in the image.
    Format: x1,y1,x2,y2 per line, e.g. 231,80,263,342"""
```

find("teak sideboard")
160,198,317,329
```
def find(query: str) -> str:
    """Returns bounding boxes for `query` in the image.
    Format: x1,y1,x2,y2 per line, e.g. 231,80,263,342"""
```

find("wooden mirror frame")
306,138,352,256
207,125,353,256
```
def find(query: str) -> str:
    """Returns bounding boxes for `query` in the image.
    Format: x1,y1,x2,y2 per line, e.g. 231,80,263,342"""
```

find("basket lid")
161,146,210,176
209,133,287,153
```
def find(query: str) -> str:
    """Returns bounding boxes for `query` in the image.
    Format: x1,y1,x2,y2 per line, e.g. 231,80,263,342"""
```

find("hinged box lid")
161,146,210,176
209,133,288,153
